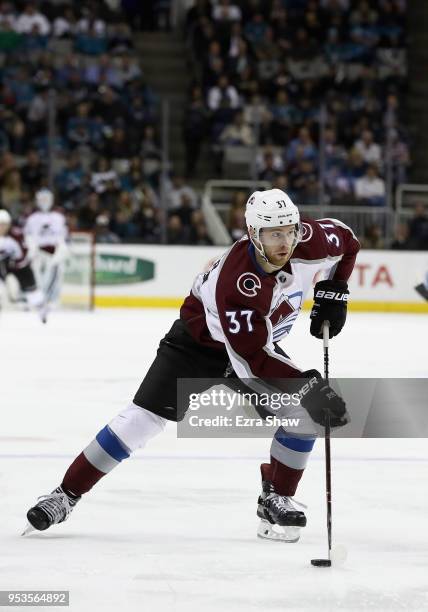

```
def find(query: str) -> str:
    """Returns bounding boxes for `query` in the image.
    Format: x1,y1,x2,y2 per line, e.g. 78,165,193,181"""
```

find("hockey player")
0,209,47,322
24,189,69,309
24,189,359,541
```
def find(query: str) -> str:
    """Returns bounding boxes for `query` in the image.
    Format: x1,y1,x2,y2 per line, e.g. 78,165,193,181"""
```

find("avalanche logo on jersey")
40,223,55,237
269,290,303,341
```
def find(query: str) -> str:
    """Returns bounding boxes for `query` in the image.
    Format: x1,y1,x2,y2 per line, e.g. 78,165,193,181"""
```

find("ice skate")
36,299,49,324
23,486,80,535
257,480,306,542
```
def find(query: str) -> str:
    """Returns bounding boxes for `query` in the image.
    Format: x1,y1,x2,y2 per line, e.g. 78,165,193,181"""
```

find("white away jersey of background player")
24,211,67,249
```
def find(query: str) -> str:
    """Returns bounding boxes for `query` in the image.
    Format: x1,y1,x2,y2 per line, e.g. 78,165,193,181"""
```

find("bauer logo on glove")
298,370,349,429
310,279,349,339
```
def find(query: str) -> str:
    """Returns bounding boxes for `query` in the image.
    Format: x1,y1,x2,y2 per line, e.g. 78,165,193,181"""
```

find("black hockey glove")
298,369,348,428
310,280,349,339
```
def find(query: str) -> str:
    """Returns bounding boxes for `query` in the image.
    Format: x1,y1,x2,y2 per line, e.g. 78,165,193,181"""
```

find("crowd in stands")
226,186,428,250
0,0,423,250
184,0,410,211
0,0,210,244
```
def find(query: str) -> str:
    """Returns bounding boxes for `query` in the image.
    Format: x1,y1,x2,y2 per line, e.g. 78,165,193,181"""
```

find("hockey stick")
311,320,332,567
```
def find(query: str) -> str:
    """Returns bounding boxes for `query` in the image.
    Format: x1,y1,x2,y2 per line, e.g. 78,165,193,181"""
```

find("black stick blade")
311,559,332,567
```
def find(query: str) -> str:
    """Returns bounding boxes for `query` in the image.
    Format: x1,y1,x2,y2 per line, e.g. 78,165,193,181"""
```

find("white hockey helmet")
0,209,12,226
245,188,301,263
36,188,54,212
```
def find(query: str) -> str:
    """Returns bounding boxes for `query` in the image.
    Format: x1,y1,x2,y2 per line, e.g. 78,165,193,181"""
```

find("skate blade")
257,519,300,543
21,523,36,536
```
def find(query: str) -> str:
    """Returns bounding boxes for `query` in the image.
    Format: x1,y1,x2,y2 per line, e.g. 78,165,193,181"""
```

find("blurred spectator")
85,55,121,88
354,129,382,165
92,86,126,127
285,127,318,164
104,126,136,160
289,159,319,204
26,89,49,138
90,158,119,194
140,125,162,185
390,130,410,184
183,84,208,178
0,2,17,30
256,147,284,181
212,0,241,23
66,102,96,149
15,2,51,36
116,54,141,84
269,90,299,145
207,74,240,112
111,191,137,240
95,213,120,243
78,192,100,231
272,174,289,193
354,165,386,205
174,192,197,228
190,210,213,245
53,7,76,38
20,149,45,190
219,111,254,146
408,204,428,250
56,153,84,199
361,223,385,249
390,222,413,250
109,23,134,54
167,214,190,244
132,191,161,243
76,9,106,36
227,190,246,240
167,175,198,210
244,13,269,52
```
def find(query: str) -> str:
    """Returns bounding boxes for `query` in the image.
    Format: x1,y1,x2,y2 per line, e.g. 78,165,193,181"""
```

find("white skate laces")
22,486,80,535
267,494,307,513
35,489,73,525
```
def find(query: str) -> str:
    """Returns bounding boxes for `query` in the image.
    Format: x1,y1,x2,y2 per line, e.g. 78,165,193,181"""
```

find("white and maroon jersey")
24,210,67,253
0,235,23,264
180,217,360,379
0,227,31,272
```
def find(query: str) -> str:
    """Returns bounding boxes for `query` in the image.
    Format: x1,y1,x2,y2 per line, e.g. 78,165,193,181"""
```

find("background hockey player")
0,209,47,322
24,189,69,309
24,188,359,542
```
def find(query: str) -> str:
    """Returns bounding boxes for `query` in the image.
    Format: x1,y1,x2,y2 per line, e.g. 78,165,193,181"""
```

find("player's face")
0,223,10,237
260,225,298,267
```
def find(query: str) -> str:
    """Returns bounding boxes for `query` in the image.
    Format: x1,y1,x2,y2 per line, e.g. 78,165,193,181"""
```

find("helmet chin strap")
252,238,283,271
250,226,301,272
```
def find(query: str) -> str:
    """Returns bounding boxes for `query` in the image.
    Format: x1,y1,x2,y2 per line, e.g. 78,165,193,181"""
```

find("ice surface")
1,309,428,612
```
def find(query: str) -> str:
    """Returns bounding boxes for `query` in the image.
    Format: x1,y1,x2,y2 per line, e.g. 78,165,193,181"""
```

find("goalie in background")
24,189,69,310
0,209,47,322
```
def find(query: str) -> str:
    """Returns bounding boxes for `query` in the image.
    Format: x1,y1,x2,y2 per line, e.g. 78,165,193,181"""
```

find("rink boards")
73,245,428,313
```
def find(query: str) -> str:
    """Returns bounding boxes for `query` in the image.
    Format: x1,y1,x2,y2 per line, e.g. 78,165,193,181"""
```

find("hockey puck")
311,559,332,567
